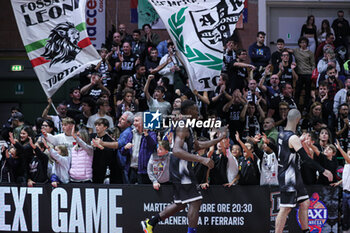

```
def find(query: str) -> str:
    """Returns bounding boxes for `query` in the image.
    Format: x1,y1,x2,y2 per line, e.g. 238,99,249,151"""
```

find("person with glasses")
277,49,298,86
227,48,255,92
41,119,56,135
271,38,293,74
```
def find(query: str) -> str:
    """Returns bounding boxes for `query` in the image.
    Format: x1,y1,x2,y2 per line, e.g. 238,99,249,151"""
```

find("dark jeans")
128,167,151,184
295,74,311,107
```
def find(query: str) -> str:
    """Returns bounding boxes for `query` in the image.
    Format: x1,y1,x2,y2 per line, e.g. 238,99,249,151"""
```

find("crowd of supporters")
1,11,350,192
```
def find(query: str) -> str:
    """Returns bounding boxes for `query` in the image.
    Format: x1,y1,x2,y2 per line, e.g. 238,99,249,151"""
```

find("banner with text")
0,184,340,232
86,0,106,49
148,0,244,91
11,0,101,97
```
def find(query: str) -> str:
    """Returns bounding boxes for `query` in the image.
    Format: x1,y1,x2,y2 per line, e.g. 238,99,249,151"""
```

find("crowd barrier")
0,184,341,233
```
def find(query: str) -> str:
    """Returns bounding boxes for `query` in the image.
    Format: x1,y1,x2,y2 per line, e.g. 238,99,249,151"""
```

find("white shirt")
86,113,114,133
259,152,279,186
46,133,76,156
158,54,179,85
147,98,171,115
49,115,62,133
226,150,239,184
130,129,142,169
344,164,350,192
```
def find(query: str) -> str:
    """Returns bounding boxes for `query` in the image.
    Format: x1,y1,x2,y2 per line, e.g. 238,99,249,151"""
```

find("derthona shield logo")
189,0,243,52
296,193,328,232
41,22,82,67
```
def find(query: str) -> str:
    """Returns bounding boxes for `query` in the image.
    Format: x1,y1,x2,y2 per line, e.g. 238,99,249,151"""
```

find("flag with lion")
11,0,100,97
149,0,245,91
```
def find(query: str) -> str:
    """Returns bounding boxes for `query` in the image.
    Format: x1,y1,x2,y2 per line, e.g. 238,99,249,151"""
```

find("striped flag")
11,0,101,97
149,0,245,91
130,0,138,23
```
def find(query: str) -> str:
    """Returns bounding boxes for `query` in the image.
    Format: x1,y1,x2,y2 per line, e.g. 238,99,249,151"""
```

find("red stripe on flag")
78,37,92,48
130,0,138,8
30,37,91,68
31,57,50,67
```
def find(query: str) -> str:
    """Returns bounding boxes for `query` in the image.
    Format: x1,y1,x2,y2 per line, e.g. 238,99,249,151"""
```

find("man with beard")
110,32,122,58
131,29,146,61
248,31,271,69
259,72,281,105
318,65,343,102
314,81,334,127
115,41,139,77
268,83,297,120
335,103,350,150
118,23,132,44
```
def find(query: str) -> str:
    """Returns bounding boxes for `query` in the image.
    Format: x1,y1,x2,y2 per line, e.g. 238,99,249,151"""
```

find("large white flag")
149,0,245,91
11,0,101,97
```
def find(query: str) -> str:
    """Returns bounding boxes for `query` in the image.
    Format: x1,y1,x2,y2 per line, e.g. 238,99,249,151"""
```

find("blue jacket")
121,129,157,174
117,126,132,167
248,43,271,67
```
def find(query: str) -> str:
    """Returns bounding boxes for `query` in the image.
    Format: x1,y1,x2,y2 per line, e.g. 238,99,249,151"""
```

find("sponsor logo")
143,110,162,129
296,193,328,233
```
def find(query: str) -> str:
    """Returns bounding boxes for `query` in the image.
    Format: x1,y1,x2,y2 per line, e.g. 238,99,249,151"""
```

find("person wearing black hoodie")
27,138,49,186
0,145,20,183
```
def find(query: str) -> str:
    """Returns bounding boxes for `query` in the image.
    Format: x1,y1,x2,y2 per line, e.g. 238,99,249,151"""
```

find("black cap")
11,112,24,122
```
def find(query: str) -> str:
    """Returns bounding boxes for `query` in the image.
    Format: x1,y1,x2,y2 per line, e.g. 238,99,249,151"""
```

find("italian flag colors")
11,0,101,97
25,22,92,67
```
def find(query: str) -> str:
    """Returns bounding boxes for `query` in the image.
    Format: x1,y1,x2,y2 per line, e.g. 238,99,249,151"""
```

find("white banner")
11,0,101,97
86,0,105,49
148,0,245,91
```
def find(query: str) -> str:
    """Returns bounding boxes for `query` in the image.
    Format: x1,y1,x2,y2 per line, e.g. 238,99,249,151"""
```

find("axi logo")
143,110,162,129
296,193,328,233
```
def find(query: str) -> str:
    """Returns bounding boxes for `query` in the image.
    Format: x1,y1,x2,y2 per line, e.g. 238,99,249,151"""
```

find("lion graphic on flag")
41,22,82,67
